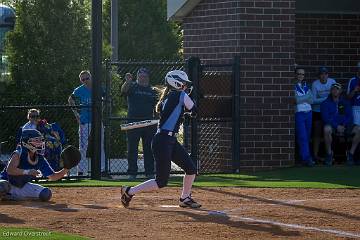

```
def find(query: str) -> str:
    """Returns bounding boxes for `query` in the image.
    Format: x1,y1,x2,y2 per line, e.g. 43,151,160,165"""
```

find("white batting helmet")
165,70,191,90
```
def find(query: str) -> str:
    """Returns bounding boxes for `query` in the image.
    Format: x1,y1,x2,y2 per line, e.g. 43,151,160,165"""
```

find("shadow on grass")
42,166,360,188
199,166,360,188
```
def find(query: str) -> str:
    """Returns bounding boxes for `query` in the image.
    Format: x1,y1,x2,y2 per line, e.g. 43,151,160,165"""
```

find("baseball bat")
120,120,159,131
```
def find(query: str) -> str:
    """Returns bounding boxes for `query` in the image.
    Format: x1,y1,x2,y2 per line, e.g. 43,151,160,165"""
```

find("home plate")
208,210,227,216
160,205,179,208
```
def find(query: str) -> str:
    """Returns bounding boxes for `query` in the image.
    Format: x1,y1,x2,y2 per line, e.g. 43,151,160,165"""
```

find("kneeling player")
0,129,69,201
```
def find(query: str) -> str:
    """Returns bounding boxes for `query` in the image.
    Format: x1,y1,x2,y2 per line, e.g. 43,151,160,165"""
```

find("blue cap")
319,66,329,74
137,67,149,75
331,83,342,89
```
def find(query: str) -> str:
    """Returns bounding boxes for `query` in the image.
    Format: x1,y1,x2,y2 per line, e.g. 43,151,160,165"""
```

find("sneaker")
120,186,133,208
347,152,354,166
179,195,201,209
325,153,333,166
302,160,315,167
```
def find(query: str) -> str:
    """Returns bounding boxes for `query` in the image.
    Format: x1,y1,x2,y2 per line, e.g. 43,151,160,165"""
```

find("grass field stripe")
211,211,360,239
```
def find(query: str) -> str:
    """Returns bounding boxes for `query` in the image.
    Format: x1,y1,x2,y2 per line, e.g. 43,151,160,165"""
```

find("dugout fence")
186,57,241,173
103,56,241,176
0,57,241,178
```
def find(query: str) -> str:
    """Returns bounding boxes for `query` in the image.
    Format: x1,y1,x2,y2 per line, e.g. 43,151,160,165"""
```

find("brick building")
168,0,360,171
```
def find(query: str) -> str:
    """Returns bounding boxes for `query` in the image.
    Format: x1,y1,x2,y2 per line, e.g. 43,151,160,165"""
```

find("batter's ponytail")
156,87,170,113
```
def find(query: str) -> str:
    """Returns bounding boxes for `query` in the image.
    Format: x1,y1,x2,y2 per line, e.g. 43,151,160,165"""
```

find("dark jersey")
126,82,157,120
159,90,194,133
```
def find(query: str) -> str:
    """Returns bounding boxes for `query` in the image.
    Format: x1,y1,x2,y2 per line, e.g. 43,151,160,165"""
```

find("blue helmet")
21,129,45,155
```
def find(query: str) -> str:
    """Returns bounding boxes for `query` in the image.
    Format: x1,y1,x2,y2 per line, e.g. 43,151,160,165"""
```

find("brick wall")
182,0,296,171
296,13,360,85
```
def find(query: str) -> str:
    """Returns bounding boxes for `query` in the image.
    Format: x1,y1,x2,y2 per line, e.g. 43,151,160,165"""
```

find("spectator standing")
311,66,336,162
68,70,105,176
294,67,314,166
121,67,157,179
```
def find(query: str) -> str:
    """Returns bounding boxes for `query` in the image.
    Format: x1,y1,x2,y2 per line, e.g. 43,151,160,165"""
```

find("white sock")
128,179,159,195
181,174,196,199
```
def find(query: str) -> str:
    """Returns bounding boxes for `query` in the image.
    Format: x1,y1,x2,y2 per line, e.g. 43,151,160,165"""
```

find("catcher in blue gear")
0,129,80,201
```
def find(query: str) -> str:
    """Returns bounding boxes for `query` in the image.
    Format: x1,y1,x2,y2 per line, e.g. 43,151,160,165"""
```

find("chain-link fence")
192,60,239,173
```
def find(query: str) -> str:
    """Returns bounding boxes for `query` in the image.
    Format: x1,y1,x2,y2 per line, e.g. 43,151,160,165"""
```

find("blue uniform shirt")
126,82,157,120
346,76,360,106
159,90,194,133
0,146,55,188
320,96,352,129
72,84,92,124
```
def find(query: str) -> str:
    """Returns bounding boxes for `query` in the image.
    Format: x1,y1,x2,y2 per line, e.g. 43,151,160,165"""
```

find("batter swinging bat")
120,120,159,131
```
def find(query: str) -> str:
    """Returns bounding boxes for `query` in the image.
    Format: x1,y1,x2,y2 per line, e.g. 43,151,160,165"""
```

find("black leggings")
151,132,196,188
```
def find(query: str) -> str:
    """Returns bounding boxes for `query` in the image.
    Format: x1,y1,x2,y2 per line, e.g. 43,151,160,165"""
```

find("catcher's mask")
21,129,45,156
165,70,192,91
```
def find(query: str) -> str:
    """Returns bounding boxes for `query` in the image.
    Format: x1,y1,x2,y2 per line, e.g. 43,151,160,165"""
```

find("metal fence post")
186,57,201,172
232,56,241,172
104,59,111,174
91,0,102,180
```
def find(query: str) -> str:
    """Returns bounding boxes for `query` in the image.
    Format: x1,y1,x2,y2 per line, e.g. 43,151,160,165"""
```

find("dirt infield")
1,187,360,239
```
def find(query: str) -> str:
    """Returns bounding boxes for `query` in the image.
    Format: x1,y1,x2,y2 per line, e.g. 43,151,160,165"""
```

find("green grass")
0,227,89,240
41,166,360,189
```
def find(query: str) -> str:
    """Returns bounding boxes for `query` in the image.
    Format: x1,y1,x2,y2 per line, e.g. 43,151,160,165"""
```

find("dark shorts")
152,132,196,188
312,112,322,122
312,112,323,137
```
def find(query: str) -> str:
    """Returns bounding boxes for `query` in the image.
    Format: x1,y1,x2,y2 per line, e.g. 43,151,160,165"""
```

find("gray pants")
5,182,46,200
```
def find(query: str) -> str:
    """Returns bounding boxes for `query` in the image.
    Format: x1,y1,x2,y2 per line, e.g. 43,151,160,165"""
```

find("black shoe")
302,160,315,167
325,153,333,166
120,186,133,208
128,175,137,180
101,171,111,178
145,174,155,179
179,195,201,209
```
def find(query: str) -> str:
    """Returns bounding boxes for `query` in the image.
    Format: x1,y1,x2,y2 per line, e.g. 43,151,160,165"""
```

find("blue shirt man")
321,83,360,166
68,71,105,176
121,67,157,179
71,83,92,124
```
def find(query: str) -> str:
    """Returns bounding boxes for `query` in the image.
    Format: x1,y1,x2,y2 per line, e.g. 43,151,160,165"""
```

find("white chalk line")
158,205,360,239
227,213,360,239
205,208,360,239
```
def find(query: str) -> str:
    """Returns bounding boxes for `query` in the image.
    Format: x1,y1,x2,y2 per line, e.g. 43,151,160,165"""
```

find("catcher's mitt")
60,145,81,169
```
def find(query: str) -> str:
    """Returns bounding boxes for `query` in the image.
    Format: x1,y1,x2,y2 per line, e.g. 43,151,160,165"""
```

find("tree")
3,0,91,104
103,0,182,60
